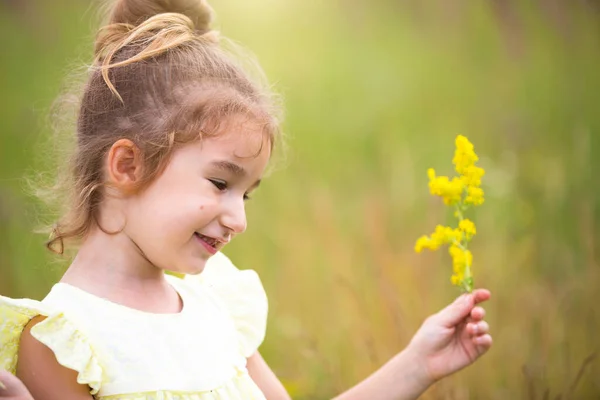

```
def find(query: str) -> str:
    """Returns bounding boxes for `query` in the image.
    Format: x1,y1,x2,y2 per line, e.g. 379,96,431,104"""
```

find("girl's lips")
194,233,217,255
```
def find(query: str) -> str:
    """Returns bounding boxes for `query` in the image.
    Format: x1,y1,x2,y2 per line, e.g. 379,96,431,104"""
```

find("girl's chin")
174,260,209,276
160,252,213,276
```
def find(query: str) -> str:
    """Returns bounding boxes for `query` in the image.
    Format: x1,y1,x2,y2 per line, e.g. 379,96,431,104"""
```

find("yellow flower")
416,134,483,293
455,135,485,207
430,225,461,245
414,235,434,253
453,135,479,175
427,169,464,205
449,245,472,287
458,218,476,239
465,186,485,205
460,165,485,187
414,225,462,253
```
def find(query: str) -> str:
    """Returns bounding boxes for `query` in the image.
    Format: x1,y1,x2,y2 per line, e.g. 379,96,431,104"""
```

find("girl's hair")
46,0,282,254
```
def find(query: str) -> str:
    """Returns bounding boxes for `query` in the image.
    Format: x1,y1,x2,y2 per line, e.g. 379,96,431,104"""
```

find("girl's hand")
0,370,34,400
407,289,493,383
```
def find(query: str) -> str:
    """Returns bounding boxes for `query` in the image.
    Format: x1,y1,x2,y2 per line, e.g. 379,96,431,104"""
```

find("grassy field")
0,0,599,398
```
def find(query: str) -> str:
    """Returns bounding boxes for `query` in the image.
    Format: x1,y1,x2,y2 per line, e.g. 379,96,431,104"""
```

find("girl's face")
123,123,270,274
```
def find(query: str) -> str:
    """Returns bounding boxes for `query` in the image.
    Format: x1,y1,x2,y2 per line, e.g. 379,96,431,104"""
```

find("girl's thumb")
437,294,473,327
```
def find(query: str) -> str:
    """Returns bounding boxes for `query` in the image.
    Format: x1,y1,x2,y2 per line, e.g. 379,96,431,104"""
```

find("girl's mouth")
194,233,218,255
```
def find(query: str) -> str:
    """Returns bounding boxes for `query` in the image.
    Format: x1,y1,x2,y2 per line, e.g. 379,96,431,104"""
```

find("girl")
0,0,492,399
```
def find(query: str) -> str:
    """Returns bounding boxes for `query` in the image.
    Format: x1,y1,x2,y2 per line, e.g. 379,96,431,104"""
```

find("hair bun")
109,0,214,32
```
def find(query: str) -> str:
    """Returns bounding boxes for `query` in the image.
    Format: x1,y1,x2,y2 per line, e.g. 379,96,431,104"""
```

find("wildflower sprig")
415,135,485,293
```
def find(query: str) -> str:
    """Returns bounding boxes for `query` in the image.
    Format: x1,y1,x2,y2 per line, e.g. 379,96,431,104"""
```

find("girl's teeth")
200,235,216,246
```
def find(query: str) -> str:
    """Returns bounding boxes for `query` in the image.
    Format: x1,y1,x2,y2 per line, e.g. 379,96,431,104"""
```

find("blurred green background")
1,0,599,398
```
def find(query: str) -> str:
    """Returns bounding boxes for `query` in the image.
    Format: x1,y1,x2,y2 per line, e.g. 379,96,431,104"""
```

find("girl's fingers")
467,321,489,336
472,289,491,305
0,369,28,396
470,306,486,321
473,333,493,350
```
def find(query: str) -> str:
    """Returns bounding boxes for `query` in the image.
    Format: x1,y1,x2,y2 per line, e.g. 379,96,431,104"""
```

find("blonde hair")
46,0,282,254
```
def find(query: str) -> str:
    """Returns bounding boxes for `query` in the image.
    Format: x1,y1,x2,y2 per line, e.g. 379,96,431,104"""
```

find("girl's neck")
60,226,182,314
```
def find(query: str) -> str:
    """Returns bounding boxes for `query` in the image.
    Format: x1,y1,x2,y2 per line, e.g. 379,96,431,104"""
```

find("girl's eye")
210,179,252,201
209,179,227,191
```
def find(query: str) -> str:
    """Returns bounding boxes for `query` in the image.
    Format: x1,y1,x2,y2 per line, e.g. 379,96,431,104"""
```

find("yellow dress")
0,252,268,399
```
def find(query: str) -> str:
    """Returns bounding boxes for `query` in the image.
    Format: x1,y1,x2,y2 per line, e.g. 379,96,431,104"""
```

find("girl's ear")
106,139,144,193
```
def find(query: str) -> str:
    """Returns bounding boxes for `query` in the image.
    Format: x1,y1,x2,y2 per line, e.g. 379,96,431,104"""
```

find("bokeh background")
1,0,599,398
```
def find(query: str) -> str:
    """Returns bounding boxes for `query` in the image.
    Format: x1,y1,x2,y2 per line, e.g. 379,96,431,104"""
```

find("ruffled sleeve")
185,252,268,358
0,296,104,394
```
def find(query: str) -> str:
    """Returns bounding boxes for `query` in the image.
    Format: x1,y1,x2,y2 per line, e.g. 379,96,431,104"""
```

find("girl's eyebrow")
210,160,246,177
210,160,262,188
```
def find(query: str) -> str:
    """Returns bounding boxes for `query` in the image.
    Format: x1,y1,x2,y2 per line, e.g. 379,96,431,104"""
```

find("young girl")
0,0,493,399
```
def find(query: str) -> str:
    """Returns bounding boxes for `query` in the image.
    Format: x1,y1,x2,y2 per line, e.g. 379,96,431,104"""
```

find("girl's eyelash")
209,179,251,201
209,179,227,191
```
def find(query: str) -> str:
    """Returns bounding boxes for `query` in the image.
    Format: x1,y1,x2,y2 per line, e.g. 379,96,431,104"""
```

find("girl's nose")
221,198,247,234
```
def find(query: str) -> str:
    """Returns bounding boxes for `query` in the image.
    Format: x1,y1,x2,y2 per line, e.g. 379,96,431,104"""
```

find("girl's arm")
331,350,430,400
16,316,94,400
335,289,492,400
251,289,491,400
247,352,292,400
247,350,428,400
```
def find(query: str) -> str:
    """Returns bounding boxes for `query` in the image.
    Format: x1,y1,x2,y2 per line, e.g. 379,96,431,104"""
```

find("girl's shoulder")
0,290,103,394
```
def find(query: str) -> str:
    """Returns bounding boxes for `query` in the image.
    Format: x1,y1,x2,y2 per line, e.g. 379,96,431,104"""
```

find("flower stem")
455,200,473,292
